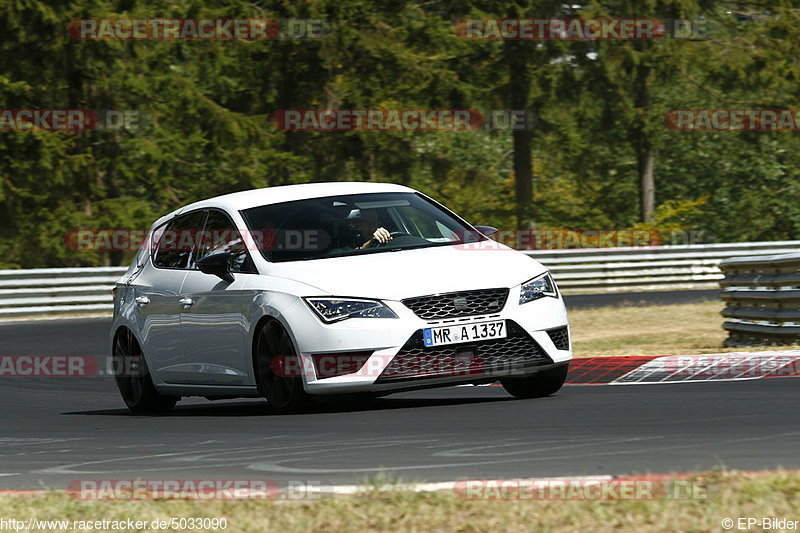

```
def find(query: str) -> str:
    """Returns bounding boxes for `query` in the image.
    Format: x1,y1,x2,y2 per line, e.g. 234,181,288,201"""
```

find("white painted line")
310,474,616,496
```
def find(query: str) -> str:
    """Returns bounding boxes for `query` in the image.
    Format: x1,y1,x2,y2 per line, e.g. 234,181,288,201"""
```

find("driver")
352,209,392,249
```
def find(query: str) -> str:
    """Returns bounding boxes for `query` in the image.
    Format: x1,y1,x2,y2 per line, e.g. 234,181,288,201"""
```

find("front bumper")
290,291,571,395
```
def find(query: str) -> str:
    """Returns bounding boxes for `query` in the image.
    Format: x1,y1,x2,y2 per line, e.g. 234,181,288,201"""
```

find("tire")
254,320,310,414
112,328,178,413
500,363,569,399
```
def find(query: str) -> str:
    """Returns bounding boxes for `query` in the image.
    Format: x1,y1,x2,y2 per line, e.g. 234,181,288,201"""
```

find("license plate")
423,320,506,347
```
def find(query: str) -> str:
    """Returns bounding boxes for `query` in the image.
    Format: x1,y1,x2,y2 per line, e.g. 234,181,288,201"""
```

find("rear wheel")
255,320,310,413
500,363,569,399
113,329,178,413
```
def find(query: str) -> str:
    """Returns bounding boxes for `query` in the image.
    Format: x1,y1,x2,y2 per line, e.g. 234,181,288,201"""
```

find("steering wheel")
375,231,411,247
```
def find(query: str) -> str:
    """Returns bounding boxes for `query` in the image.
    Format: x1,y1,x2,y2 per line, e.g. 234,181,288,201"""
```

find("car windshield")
240,192,486,263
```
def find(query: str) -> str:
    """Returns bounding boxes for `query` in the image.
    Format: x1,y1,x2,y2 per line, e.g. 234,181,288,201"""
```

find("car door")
136,210,207,383
177,209,256,386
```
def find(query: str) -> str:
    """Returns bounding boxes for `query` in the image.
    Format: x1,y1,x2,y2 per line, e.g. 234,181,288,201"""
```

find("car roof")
153,181,417,227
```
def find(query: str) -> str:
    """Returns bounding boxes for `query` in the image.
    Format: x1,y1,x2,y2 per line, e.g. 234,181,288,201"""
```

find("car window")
195,209,257,274
394,205,459,242
240,192,484,263
153,210,207,270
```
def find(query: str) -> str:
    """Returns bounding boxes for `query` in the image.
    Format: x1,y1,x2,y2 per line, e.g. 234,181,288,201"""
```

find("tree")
579,0,705,222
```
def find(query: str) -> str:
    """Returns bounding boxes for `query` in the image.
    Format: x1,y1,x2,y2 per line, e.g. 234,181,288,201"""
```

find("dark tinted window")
153,210,207,270
195,210,257,274
240,192,483,263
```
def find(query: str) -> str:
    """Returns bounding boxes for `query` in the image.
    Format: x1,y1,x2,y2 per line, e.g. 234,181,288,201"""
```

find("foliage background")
1,0,798,268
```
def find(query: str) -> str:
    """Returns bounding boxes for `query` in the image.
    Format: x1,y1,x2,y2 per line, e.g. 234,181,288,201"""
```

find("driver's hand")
373,227,392,244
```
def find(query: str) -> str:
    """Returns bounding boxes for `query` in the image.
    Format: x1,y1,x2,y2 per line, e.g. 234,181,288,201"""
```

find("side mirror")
474,226,499,238
196,252,235,283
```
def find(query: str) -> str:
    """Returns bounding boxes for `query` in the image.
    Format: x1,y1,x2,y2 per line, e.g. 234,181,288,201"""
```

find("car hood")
264,244,548,300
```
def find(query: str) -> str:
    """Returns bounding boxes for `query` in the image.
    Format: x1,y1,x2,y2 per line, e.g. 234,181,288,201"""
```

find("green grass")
0,471,798,532
569,300,800,357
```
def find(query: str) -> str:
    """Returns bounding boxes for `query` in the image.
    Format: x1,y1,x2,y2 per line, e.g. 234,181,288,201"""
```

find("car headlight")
304,297,399,323
519,272,558,304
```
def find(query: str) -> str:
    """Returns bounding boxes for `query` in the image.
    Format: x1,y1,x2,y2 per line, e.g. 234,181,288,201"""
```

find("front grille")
402,288,509,320
376,320,552,383
547,326,569,350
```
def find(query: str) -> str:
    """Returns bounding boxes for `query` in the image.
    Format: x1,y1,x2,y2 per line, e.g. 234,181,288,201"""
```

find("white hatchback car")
111,182,571,413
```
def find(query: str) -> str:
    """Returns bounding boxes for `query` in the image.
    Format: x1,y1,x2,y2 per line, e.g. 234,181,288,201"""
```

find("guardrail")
1,240,799,318
0,266,125,317
529,240,800,293
719,252,800,346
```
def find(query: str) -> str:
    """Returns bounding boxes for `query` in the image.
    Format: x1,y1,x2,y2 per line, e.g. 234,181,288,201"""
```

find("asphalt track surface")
2,289,798,491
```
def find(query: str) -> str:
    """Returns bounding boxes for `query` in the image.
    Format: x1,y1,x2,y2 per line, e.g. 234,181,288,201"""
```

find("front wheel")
500,363,569,399
113,329,178,413
255,320,310,414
